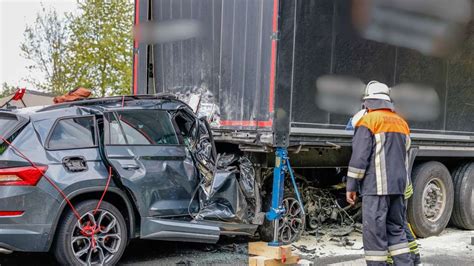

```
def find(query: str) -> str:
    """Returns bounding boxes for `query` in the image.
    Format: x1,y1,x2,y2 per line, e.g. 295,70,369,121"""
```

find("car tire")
450,162,474,230
259,192,305,244
408,161,454,238
54,200,128,266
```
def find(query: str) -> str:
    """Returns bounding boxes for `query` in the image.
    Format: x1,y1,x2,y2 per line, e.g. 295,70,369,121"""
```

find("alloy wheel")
71,210,122,265
278,197,305,243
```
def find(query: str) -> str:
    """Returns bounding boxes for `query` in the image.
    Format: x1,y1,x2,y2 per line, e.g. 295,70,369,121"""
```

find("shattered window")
48,116,96,149
108,110,179,145
0,115,19,136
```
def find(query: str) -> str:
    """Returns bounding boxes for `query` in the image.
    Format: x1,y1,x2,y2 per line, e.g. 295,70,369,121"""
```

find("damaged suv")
0,95,282,265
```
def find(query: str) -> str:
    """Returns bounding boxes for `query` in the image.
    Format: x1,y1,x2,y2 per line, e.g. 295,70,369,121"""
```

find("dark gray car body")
0,96,254,253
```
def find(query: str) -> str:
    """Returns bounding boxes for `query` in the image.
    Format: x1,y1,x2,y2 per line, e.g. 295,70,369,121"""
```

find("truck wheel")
450,162,474,230
408,161,454,238
54,200,128,266
259,195,305,244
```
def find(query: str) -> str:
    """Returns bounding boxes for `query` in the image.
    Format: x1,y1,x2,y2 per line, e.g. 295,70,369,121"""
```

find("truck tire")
54,200,128,266
259,193,305,244
408,161,454,238
450,162,474,230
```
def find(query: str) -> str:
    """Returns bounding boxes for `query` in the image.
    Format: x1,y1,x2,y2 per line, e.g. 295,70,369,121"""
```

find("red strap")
280,247,287,263
12,88,26,101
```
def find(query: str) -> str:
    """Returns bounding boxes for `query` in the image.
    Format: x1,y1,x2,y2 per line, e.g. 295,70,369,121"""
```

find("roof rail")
38,94,182,112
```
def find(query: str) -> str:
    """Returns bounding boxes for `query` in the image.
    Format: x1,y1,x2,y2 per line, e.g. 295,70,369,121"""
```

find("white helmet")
363,81,391,102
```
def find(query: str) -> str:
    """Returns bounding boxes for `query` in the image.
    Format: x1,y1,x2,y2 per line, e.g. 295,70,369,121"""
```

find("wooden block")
249,255,300,266
249,256,276,266
283,255,300,265
248,242,292,260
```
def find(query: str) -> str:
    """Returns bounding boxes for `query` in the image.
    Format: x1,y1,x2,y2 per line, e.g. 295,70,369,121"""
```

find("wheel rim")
422,178,447,222
71,210,122,265
278,198,305,243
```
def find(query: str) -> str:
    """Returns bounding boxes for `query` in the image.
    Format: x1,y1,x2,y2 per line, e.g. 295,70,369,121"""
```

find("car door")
103,109,199,218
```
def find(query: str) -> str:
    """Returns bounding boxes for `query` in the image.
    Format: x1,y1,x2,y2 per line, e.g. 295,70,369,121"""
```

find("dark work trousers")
404,201,421,265
362,195,413,266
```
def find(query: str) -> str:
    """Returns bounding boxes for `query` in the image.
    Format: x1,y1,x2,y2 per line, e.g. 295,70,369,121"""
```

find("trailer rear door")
133,0,279,131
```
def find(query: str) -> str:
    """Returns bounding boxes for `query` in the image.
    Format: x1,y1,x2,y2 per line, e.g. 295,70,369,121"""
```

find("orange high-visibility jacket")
347,107,411,196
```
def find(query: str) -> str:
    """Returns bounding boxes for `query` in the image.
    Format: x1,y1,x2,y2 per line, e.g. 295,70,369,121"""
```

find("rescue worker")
347,101,422,266
346,81,413,265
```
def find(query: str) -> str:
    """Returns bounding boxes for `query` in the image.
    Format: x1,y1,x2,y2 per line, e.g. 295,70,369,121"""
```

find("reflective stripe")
375,133,387,195
405,135,412,199
365,255,388,261
375,134,382,194
366,251,388,262
365,250,388,256
348,166,365,179
348,171,365,179
348,166,366,174
408,223,417,239
408,241,418,248
405,135,411,150
380,133,388,194
404,184,413,199
408,241,420,254
390,247,410,256
388,243,409,251
410,248,420,254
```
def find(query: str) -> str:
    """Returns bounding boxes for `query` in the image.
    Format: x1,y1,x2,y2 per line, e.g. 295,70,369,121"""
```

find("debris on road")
329,237,355,247
292,244,318,260
298,175,362,238
297,259,315,266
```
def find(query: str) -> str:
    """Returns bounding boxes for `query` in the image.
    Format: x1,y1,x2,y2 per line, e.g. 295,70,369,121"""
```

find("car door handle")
121,164,140,170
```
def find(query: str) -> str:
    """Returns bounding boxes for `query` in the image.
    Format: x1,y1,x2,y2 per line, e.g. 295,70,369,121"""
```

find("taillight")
0,211,24,217
0,166,48,186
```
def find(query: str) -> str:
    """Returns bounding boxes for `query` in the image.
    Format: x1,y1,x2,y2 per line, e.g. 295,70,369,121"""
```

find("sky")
0,0,78,90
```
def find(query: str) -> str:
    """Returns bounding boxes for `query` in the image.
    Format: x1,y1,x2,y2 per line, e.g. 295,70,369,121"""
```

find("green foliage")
0,82,18,98
66,0,134,96
20,5,70,95
21,0,134,96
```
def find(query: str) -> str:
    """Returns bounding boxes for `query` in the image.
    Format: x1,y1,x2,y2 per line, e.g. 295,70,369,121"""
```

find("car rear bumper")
0,224,51,252
0,185,59,252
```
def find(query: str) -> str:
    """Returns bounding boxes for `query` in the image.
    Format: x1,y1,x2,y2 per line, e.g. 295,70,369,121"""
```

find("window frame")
104,109,182,147
0,112,29,143
45,115,99,151
171,109,199,145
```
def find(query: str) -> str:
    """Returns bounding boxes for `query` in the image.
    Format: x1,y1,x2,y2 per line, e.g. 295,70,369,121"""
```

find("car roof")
0,94,194,123
36,94,191,113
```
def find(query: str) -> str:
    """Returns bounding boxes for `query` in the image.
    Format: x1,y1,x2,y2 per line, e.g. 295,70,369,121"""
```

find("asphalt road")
0,237,250,265
316,254,474,266
0,230,473,265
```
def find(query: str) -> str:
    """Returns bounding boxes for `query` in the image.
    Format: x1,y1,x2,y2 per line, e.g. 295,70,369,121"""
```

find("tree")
66,0,134,96
20,4,70,95
0,82,18,98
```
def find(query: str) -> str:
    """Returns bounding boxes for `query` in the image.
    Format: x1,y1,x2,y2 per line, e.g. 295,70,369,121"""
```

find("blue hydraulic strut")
265,147,305,246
